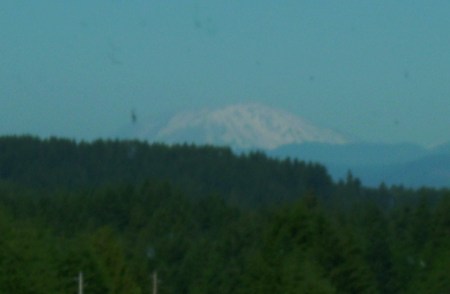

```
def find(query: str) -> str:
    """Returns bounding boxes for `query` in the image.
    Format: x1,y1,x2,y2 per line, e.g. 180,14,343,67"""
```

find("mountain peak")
122,103,349,150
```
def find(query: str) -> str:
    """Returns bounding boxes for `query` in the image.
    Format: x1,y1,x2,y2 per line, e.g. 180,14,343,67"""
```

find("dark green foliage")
0,136,332,207
0,136,449,293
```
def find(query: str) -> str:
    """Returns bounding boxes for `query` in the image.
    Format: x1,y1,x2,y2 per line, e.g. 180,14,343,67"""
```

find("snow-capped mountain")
116,104,450,188
122,103,349,150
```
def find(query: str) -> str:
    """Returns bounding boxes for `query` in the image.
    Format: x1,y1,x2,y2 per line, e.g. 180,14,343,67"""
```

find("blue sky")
1,0,450,146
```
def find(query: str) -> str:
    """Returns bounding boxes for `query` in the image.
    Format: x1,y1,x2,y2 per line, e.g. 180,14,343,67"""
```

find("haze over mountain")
120,103,349,150
270,142,450,188
117,103,450,188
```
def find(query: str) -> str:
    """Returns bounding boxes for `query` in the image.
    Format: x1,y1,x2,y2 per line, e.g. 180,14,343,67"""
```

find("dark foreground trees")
0,136,449,293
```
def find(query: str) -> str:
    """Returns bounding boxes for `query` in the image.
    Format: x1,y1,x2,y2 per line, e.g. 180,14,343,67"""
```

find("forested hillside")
0,136,449,293
0,136,333,207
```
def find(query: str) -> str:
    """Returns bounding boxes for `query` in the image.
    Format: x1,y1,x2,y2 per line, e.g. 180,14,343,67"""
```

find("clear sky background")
1,0,450,146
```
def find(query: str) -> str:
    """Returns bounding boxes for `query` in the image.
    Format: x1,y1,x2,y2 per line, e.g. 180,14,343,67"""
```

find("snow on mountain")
146,103,349,150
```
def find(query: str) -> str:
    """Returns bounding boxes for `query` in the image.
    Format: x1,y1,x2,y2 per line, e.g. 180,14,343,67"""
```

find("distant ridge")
121,103,349,150
270,142,450,188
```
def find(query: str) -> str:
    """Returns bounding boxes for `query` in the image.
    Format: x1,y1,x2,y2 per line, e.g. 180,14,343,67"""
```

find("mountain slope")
270,142,450,188
122,103,349,150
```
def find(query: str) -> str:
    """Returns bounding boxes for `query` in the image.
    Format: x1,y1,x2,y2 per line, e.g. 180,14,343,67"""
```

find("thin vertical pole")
152,271,157,294
78,271,83,294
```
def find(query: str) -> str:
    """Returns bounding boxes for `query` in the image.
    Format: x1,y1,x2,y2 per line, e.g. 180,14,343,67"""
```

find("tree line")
0,135,449,293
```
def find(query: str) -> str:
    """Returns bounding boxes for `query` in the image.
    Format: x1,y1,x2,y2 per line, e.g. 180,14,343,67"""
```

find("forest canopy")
0,135,449,293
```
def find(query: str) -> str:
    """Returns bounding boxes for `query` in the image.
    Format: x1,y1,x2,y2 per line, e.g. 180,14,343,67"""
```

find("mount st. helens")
121,103,349,150
117,103,450,188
